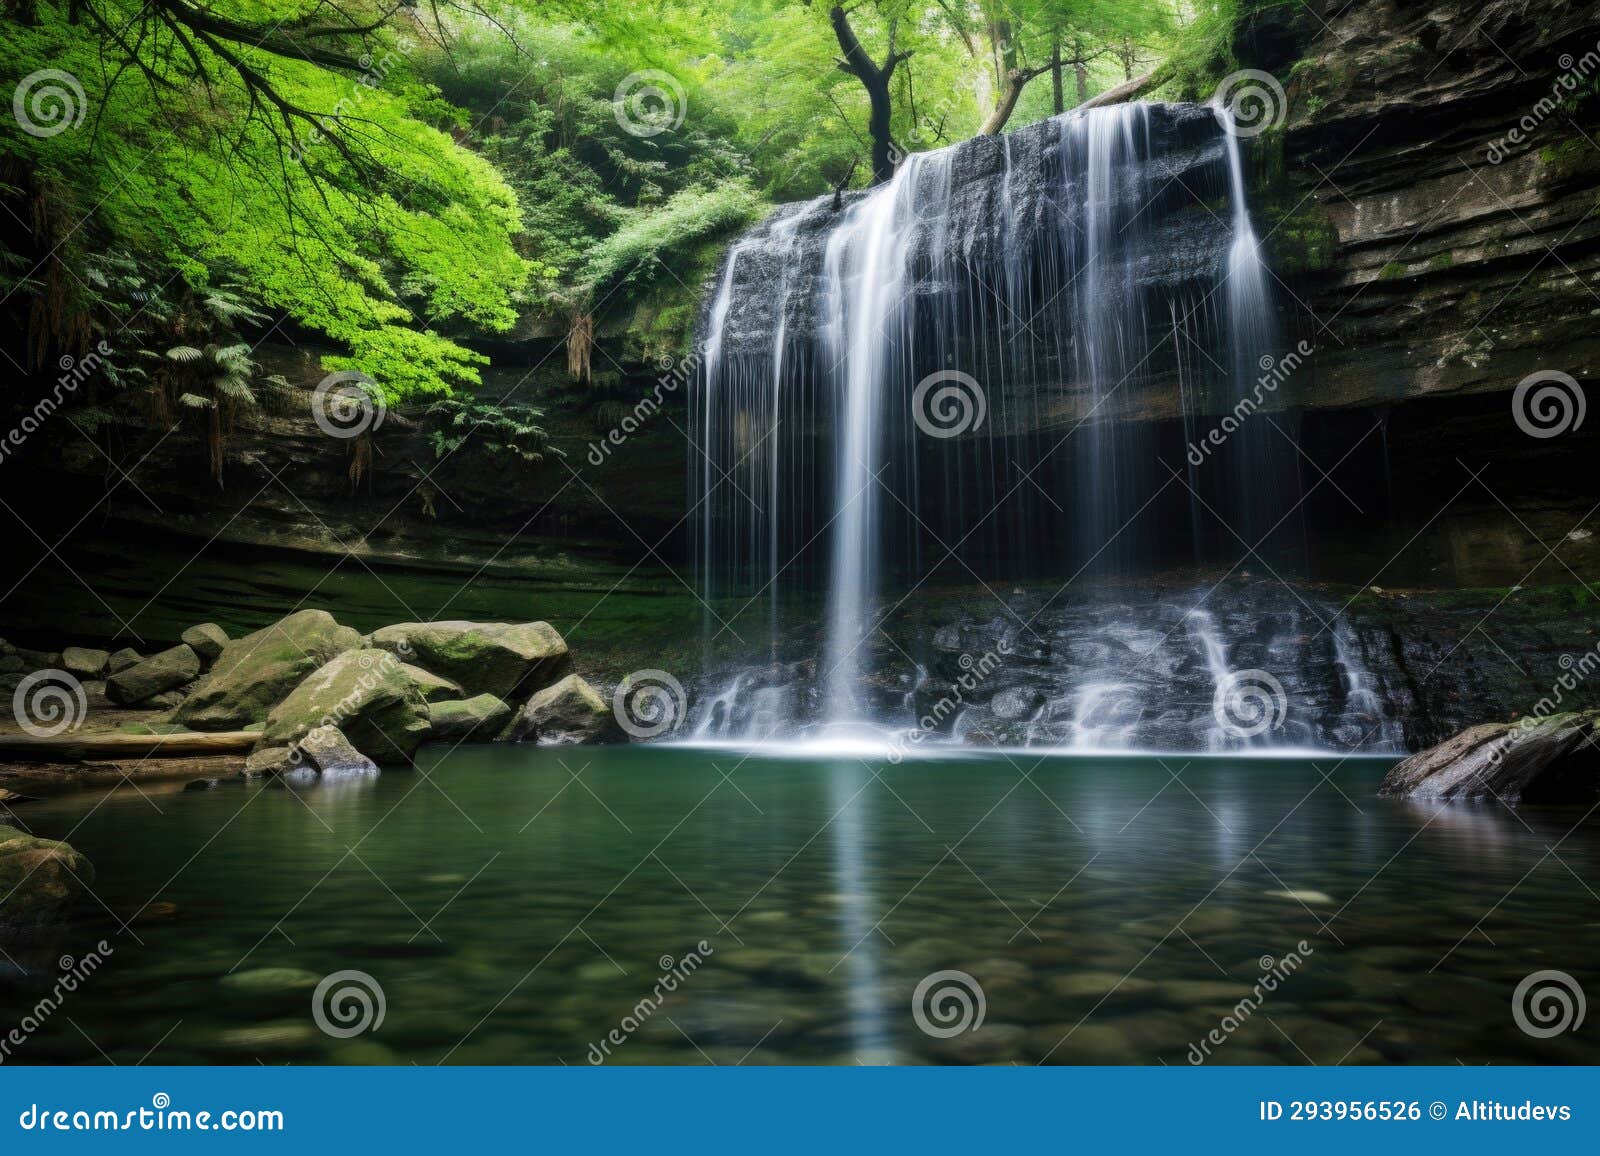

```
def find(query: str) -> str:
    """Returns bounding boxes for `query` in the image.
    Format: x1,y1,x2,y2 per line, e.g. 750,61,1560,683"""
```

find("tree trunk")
1075,64,1169,111
1051,40,1064,115
977,70,1027,135
829,5,907,185
865,73,896,183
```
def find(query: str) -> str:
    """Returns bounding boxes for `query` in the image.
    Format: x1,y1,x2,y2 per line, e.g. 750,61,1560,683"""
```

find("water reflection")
2,746,1596,1066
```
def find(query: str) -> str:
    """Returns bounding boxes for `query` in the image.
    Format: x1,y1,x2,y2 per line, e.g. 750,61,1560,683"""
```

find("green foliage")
423,396,561,464
1,1,530,401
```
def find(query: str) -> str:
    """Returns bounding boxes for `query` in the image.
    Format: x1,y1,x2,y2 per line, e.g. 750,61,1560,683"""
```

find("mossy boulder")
105,644,201,705
106,647,141,674
399,664,463,703
181,623,229,666
0,828,94,927
500,674,623,744
428,694,512,741
175,610,361,730
61,646,109,678
258,649,431,764
370,621,571,700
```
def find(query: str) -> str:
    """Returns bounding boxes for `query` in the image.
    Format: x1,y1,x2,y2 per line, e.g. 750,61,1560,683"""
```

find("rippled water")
2,747,1597,1065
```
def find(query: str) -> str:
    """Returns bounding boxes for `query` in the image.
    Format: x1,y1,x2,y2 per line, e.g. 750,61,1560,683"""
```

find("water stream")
691,103,1391,753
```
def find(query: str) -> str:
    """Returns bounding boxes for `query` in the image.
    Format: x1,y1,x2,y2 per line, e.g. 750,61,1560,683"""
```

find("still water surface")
3,746,1597,1065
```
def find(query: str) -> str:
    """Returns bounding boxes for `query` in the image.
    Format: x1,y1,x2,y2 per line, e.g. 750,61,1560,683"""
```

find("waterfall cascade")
690,102,1399,753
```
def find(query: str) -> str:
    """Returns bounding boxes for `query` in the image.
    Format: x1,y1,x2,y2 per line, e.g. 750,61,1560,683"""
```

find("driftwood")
0,731,257,763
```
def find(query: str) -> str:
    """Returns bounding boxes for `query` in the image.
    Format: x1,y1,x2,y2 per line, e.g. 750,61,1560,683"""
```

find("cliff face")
1268,0,1600,410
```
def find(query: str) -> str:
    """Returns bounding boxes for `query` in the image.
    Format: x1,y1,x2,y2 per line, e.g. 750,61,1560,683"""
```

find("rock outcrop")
369,620,571,700
105,643,201,705
258,649,432,764
176,610,361,730
1378,710,1600,802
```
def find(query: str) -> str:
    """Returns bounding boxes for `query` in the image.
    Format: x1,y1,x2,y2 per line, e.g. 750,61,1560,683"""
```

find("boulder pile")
1,613,629,782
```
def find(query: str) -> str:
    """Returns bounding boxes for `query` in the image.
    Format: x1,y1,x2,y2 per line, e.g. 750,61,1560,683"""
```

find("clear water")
3,746,1596,1066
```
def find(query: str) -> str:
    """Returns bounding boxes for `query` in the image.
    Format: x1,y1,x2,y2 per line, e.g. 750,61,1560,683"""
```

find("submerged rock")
259,650,431,764
428,694,512,741
369,620,570,700
0,828,94,927
500,673,622,744
1378,711,1600,803
105,643,201,705
176,610,361,730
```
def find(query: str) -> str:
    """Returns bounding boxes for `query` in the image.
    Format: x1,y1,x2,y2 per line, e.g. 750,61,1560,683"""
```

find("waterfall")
689,103,1401,753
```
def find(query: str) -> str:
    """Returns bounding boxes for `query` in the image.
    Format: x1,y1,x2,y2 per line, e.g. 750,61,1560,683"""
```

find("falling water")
689,103,1400,752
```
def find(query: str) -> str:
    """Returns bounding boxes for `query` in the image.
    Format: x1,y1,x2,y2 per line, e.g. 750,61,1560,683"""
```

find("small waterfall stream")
689,102,1401,753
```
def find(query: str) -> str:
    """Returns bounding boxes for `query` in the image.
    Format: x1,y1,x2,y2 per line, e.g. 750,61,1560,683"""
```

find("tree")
823,2,912,183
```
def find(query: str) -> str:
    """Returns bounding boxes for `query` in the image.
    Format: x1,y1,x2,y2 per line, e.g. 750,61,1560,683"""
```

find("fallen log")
0,730,257,763
1076,66,1172,112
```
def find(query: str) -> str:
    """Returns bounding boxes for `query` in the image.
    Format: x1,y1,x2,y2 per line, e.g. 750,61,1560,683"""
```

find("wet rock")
258,650,431,764
295,724,379,776
369,620,571,700
0,828,94,927
175,610,361,730
181,623,229,666
990,686,1043,721
105,643,201,705
242,745,293,778
428,694,512,741
1378,711,1600,802
61,646,109,678
500,674,623,744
